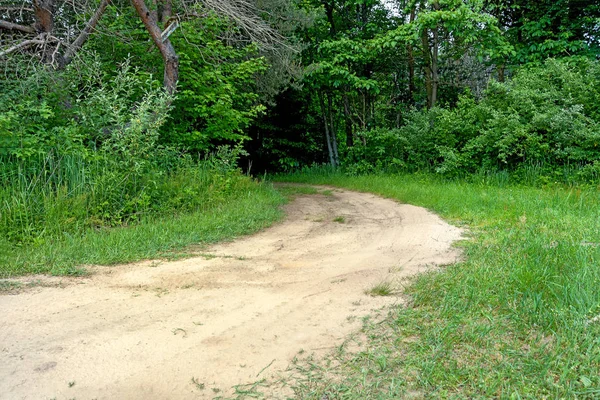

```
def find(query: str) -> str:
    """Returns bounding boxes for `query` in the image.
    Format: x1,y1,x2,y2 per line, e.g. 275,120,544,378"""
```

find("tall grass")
274,170,600,398
0,152,285,277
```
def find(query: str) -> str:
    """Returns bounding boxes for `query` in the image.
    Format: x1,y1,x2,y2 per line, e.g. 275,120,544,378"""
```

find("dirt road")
0,186,462,399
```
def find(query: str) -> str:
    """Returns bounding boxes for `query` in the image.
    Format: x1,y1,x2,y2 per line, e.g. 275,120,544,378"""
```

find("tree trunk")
0,20,35,34
420,28,432,108
319,92,336,168
431,25,438,107
130,0,179,94
420,28,439,108
327,94,339,165
32,0,62,65
407,6,416,105
420,0,439,109
161,0,172,26
149,0,158,22
323,1,336,35
342,92,353,147
33,0,53,34
497,63,505,82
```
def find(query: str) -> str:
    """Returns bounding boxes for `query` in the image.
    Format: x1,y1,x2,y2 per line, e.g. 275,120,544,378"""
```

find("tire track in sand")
0,185,462,399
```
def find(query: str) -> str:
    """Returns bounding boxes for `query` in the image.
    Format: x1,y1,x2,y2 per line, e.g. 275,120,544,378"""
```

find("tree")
1,0,287,93
0,0,111,68
485,0,600,65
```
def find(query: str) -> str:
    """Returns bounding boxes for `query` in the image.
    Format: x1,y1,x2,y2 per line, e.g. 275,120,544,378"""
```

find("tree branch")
130,0,179,94
63,0,111,64
0,19,36,34
0,34,46,58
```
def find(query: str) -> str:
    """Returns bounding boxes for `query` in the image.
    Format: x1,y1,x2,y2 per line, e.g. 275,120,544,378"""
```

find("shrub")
343,57,600,182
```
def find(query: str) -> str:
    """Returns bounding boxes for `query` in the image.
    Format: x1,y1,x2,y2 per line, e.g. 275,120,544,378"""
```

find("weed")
365,281,394,296
333,216,346,223
191,377,205,390
0,280,23,293
180,284,195,289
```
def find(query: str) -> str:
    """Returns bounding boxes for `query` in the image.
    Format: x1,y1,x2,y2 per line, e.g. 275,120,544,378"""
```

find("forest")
2,0,600,398
1,0,599,247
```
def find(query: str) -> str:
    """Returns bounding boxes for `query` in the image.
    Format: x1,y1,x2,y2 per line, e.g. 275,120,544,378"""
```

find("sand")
0,186,462,399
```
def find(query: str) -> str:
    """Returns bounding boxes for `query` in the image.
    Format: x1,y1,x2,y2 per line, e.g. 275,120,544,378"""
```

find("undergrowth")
269,171,600,398
0,152,285,277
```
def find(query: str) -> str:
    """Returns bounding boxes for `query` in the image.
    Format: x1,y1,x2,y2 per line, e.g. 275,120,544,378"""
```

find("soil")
0,186,462,399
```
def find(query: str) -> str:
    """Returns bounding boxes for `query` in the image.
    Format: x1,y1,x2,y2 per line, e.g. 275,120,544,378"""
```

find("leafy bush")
0,58,259,245
344,57,600,182
162,14,267,152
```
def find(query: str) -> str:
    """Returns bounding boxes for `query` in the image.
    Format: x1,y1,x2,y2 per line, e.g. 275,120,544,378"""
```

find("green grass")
365,281,394,297
275,184,320,197
270,171,600,398
0,182,285,277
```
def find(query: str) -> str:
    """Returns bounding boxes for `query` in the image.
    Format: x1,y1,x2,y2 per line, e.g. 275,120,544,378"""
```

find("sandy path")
0,186,462,400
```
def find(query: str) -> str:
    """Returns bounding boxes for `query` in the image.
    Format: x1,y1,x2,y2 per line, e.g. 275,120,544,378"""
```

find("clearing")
0,186,462,399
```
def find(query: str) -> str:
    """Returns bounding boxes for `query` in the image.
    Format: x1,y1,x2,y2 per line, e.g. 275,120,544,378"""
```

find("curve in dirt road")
0,186,462,399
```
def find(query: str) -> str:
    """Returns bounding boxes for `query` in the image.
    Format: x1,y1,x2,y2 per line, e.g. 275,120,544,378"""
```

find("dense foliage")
1,0,600,260
345,58,600,182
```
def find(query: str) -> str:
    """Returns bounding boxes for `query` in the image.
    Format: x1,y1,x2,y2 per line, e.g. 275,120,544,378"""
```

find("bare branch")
0,7,34,12
63,0,111,64
0,19,36,34
200,0,286,51
0,34,47,58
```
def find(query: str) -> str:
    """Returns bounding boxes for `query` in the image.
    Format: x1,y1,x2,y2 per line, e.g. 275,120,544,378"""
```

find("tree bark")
323,1,336,36
420,28,438,108
0,19,35,34
161,0,172,26
0,35,46,57
32,0,59,65
149,0,158,23
130,0,179,94
33,0,53,34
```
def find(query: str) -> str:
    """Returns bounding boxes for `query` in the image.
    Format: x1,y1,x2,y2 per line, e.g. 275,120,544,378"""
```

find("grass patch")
365,281,394,296
0,280,23,292
274,184,320,197
332,216,346,223
270,171,600,398
0,182,284,277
